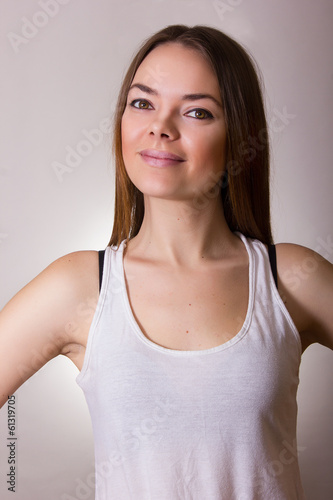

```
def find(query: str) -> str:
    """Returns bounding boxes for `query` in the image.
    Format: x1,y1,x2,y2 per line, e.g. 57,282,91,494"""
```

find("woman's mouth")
139,149,185,167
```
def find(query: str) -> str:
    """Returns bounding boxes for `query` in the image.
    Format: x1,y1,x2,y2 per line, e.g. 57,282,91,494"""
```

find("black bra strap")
98,250,105,293
267,244,278,288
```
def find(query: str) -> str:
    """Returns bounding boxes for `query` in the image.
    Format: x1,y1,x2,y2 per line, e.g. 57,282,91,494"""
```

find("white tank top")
76,233,306,499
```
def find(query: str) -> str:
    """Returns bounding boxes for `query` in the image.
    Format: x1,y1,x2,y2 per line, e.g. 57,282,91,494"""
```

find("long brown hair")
108,24,273,247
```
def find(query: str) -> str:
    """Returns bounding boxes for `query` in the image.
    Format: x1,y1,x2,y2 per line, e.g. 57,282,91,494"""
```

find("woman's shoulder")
40,249,99,296
275,241,331,283
275,242,333,351
4,249,100,313
44,250,100,353
0,250,100,402
49,249,99,277
45,249,100,320
11,249,100,347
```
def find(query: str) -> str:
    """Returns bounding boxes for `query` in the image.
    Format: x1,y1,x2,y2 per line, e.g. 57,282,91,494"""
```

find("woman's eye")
128,100,213,119
130,99,152,110
186,108,213,120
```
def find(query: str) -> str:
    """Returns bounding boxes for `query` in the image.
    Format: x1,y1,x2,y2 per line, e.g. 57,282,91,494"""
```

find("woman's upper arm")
0,250,99,409
276,242,333,351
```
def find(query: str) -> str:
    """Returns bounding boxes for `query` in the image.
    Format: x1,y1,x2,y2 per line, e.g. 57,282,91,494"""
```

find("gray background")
0,0,332,499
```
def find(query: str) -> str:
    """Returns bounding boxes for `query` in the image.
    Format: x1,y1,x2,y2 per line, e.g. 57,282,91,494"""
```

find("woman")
1,24,332,499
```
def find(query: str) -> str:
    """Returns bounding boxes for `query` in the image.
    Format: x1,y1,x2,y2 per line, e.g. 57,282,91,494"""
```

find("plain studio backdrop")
0,1,332,499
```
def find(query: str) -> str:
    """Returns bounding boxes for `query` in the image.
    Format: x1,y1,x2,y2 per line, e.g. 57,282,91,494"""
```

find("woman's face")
121,42,227,203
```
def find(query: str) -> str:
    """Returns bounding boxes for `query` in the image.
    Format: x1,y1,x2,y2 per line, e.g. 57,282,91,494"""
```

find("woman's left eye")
186,108,213,120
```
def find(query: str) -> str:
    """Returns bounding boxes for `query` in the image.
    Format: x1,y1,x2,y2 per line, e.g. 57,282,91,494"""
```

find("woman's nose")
148,113,180,140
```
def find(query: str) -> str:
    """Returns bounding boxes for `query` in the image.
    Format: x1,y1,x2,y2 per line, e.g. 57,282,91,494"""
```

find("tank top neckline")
114,232,255,356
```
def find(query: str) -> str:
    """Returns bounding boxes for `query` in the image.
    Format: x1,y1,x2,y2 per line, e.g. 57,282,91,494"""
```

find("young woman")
1,24,332,499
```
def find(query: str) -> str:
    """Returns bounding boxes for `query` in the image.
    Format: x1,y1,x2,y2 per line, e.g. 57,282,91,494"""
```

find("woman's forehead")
132,42,220,96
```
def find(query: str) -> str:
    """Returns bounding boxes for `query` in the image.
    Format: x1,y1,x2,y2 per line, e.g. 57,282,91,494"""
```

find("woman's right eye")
129,99,152,110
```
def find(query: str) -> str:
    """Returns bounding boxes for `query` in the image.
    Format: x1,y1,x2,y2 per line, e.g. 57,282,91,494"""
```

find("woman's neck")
125,195,239,267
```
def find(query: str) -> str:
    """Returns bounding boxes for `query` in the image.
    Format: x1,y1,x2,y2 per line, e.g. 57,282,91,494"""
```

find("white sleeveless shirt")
76,233,306,499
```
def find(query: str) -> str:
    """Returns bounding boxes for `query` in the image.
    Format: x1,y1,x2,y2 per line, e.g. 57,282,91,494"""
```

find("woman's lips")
139,149,185,167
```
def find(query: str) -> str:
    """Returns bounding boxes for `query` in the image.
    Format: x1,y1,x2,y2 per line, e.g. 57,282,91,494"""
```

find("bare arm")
276,243,333,351
0,251,99,409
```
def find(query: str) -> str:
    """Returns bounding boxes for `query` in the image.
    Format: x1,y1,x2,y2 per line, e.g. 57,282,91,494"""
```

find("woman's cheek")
122,115,145,146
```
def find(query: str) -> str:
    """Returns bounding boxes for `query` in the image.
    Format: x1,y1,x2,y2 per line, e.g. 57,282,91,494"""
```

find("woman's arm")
276,243,333,351
0,251,99,409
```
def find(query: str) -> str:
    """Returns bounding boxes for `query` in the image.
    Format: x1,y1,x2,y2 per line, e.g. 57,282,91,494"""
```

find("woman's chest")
123,260,249,351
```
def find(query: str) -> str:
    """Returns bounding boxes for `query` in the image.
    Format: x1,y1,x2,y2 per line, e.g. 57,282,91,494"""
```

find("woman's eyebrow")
128,83,222,109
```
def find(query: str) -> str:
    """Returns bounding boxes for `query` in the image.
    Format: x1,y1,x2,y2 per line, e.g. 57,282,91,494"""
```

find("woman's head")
109,24,272,246
121,42,227,211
